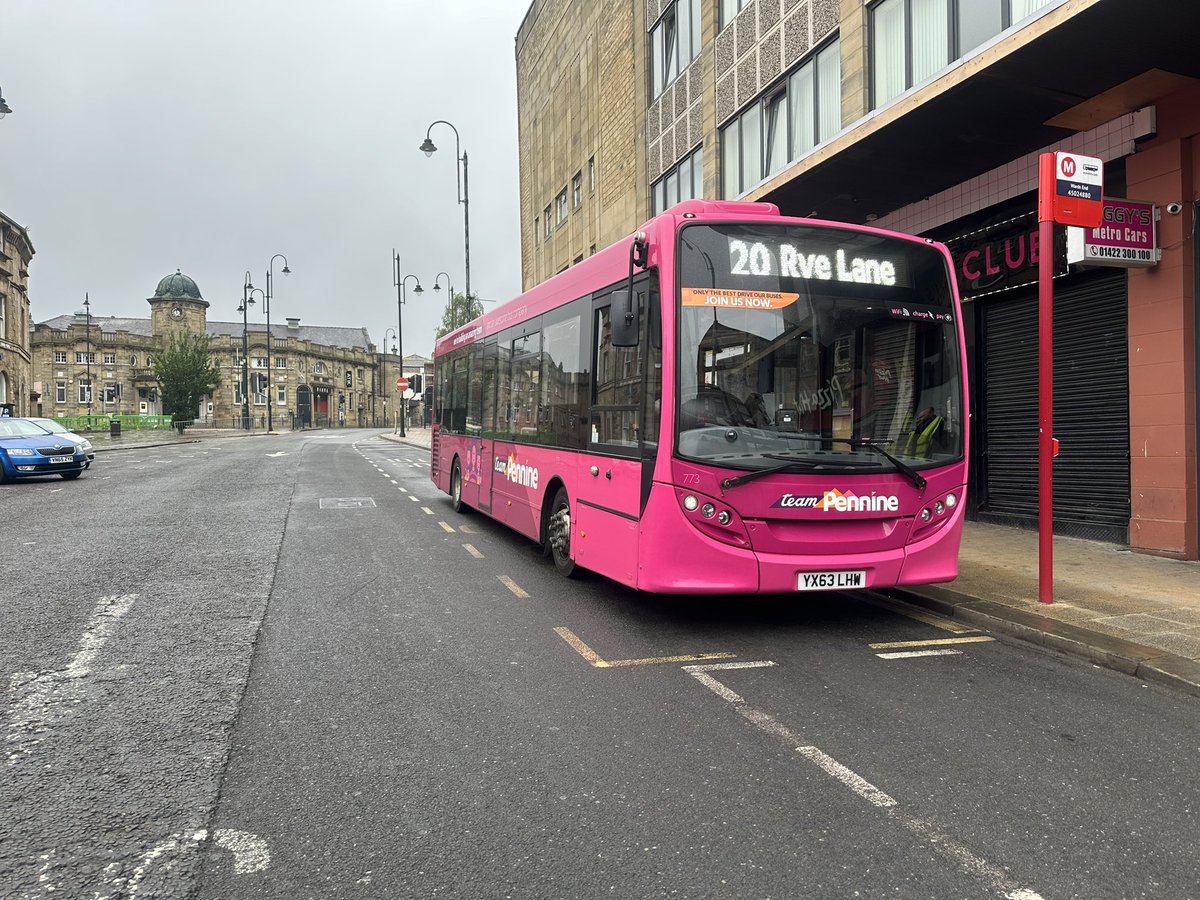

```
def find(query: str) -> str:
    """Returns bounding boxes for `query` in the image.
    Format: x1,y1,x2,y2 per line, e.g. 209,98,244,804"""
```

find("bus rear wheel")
546,487,576,578
450,458,468,513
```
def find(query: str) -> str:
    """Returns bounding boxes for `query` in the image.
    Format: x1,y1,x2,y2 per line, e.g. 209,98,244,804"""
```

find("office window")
572,172,582,208
103,352,116,365
276,385,287,404
589,157,596,192
650,0,702,99
55,381,66,403
556,188,568,224
75,351,96,364
276,356,287,368
544,204,552,237
722,40,841,198
871,0,1042,108
652,145,704,214
720,0,749,29
54,351,67,364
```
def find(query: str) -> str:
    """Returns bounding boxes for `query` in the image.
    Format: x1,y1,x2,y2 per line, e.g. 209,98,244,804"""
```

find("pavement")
89,424,1200,697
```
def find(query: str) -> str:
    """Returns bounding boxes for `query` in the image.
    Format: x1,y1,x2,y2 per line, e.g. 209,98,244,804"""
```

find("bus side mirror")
611,289,640,347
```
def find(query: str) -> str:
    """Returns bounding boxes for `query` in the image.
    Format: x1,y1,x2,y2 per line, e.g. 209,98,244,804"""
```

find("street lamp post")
264,254,290,433
383,326,398,430
83,294,93,414
392,251,423,438
239,272,256,429
431,271,454,331
420,120,471,302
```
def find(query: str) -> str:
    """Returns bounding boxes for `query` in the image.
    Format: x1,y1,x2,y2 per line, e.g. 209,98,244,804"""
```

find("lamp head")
432,282,441,292
419,137,437,157
0,86,11,118
282,265,291,276
414,283,424,294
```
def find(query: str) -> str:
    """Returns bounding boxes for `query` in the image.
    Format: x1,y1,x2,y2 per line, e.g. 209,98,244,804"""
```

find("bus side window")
591,304,641,449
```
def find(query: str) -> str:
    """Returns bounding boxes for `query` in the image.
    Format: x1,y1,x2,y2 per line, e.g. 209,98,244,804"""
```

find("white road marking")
6,594,137,767
265,451,287,458
421,507,434,515
409,495,419,502
213,828,271,874
877,649,964,659
682,661,1044,899
463,544,484,559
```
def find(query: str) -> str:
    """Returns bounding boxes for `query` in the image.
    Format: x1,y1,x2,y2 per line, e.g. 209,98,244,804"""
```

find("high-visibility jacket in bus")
904,415,944,459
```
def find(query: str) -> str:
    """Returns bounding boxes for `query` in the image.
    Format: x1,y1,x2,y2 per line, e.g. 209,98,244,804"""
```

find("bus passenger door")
573,279,656,587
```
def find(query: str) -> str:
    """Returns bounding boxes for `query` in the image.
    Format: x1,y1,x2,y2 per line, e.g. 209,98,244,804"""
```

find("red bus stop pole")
1037,155,1055,604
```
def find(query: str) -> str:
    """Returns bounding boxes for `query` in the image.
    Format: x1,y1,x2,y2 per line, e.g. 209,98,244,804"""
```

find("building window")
572,171,582,208
871,0,1051,108
544,204,552,238
103,352,116,365
315,361,327,375
55,381,66,403
720,0,750,29
276,385,287,404
104,383,119,404
650,0,702,99
54,351,67,364
130,355,138,366
252,357,267,369
146,356,153,367
556,188,568,225
276,356,287,368
535,216,540,244
0,295,5,340
722,40,840,198
78,381,93,404
589,157,596,193
652,145,704,215
75,351,96,364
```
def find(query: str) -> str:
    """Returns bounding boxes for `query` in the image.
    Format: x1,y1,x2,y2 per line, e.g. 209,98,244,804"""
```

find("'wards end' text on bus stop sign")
1039,151,1104,228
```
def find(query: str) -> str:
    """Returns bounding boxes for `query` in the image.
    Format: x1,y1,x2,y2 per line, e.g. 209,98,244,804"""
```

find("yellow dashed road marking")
438,522,456,533
463,544,484,559
497,576,529,598
554,627,735,669
868,635,995,650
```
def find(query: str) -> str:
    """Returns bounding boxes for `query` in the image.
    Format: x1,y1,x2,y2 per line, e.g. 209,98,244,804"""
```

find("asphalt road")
3,430,1199,899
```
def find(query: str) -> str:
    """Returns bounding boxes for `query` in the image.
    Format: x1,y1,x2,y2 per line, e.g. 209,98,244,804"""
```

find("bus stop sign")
1039,151,1104,227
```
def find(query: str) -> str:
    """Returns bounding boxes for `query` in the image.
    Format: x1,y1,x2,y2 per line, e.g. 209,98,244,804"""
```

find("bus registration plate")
798,570,866,591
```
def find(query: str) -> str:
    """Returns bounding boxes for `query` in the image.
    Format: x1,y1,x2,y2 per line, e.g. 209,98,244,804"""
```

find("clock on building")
170,306,183,319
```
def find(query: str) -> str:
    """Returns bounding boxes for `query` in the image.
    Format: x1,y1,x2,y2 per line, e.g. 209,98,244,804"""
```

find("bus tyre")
547,487,577,578
450,458,468,514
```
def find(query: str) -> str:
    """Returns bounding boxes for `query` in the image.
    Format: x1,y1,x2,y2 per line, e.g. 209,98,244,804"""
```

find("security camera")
1165,202,1183,215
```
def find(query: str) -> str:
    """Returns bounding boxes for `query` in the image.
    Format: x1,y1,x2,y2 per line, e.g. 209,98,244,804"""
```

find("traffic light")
409,373,422,394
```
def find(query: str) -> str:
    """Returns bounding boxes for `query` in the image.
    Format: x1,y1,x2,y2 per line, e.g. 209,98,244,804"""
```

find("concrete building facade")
514,0,1200,559
0,212,35,414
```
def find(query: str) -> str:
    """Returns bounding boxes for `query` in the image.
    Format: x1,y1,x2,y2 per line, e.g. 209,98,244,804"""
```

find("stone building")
0,211,35,414
515,0,1200,559
32,270,430,430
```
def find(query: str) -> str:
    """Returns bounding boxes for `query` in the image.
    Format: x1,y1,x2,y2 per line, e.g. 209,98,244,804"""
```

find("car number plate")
798,570,866,591
49,455,75,464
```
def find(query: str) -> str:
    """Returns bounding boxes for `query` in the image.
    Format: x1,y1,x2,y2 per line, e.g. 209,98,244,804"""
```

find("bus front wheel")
450,458,468,513
547,487,577,578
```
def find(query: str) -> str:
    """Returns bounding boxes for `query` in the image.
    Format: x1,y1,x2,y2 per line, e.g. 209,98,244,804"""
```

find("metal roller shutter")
978,270,1129,542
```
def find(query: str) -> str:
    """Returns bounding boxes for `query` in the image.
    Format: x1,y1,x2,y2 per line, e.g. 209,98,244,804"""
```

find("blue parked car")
0,409,93,483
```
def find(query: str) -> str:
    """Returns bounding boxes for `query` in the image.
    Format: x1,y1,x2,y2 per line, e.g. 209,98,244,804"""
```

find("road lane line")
421,507,434,515
553,627,609,667
607,651,737,668
497,576,530,598
463,544,484,559
438,522,456,533
876,649,964,659
869,636,994,650
861,593,978,634
682,663,1044,899
409,495,420,502
6,593,137,767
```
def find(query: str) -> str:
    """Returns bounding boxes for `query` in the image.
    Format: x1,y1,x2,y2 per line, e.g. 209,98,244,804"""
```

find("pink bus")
431,199,968,594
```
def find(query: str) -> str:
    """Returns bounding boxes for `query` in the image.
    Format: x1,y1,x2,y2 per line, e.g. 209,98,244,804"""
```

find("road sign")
1039,151,1104,228
395,377,409,392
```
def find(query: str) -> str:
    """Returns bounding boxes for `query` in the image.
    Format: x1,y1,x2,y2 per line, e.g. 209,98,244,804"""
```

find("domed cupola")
153,269,204,300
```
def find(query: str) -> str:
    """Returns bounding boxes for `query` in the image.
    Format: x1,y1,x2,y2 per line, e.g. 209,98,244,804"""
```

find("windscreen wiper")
720,457,819,491
829,439,927,490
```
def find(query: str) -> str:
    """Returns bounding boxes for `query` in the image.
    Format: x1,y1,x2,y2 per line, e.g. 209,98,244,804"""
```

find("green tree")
153,329,221,433
434,292,487,339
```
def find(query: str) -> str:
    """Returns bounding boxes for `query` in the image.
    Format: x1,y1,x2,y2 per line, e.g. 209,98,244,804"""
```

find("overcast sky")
1,0,532,357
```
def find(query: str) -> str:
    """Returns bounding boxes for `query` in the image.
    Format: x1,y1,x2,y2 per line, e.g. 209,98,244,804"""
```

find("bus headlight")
920,508,932,522
701,503,716,518
674,488,751,548
717,510,731,525
683,495,699,511
944,493,957,509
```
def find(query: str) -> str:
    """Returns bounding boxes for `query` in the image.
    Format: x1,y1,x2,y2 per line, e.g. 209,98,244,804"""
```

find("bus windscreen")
676,223,963,474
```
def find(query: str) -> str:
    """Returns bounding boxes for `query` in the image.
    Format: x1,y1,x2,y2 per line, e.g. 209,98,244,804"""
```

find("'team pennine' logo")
495,453,539,490
771,494,822,509
821,489,899,513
